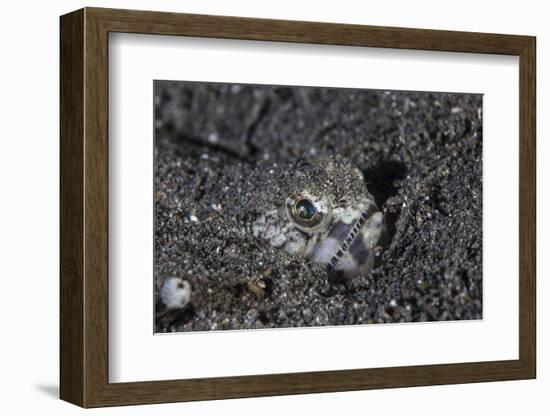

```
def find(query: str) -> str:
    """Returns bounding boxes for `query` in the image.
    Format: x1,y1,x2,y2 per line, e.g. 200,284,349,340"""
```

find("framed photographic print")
60,7,536,408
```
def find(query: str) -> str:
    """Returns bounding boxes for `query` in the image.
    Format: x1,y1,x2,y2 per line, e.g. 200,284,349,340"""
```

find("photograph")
153,81,483,333
52,4,538,409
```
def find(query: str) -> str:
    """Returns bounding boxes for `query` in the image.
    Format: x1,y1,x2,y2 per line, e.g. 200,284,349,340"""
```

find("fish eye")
294,199,317,220
286,193,331,233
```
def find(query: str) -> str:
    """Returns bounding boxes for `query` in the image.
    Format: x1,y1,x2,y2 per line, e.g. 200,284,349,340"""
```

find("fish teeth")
327,208,370,270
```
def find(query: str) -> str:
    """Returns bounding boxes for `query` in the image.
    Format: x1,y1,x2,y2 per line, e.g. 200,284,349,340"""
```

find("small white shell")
160,277,192,309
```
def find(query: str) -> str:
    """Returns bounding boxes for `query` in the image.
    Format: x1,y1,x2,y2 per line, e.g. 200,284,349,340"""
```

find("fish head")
252,156,386,279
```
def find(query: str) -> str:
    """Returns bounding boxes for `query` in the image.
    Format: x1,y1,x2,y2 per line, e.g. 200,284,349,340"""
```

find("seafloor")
154,81,483,332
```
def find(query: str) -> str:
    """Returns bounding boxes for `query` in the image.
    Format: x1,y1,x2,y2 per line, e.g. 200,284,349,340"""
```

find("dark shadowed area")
154,81,482,332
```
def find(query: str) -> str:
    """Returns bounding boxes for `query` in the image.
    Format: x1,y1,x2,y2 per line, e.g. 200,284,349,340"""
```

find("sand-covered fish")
252,156,387,279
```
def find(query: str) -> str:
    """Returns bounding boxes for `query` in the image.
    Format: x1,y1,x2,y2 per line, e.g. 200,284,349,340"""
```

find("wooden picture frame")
60,7,536,408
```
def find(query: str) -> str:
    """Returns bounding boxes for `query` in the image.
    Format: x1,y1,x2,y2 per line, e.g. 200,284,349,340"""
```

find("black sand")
154,81,483,332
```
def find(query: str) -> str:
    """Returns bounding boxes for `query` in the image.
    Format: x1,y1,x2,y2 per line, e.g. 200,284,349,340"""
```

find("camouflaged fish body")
252,156,386,279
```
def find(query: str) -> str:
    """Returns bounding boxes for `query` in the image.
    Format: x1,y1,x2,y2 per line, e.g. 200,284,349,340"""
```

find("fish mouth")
309,208,373,271
327,209,371,270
